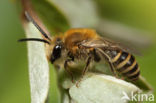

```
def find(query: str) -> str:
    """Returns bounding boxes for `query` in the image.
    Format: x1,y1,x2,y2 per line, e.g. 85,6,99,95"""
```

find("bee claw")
76,81,81,88
115,74,125,80
76,83,80,88
75,78,83,88
121,76,125,80
115,73,119,78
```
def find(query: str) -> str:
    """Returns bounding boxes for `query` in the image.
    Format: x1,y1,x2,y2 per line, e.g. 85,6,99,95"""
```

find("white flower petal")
69,73,141,103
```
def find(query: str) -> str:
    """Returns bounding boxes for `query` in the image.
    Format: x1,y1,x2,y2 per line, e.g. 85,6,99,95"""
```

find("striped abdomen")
108,50,140,80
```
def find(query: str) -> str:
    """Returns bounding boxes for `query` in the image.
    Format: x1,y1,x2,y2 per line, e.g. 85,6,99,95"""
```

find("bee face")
47,36,68,66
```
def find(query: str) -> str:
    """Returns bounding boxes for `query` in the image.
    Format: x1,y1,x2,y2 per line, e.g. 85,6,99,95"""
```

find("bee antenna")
25,11,51,41
18,38,50,44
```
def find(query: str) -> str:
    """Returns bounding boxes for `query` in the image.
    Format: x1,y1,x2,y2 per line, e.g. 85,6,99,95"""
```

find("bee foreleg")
64,59,74,83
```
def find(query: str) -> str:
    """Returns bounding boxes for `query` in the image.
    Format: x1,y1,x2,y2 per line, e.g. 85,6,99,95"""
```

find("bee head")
20,11,66,65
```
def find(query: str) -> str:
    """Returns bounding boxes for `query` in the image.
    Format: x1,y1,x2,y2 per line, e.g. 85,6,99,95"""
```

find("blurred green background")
0,0,155,103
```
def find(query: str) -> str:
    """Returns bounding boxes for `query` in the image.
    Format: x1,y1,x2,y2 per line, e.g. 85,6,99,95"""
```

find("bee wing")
81,37,140,55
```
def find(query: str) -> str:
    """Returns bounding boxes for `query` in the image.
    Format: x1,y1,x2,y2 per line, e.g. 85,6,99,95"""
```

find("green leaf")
31,0,70,34
49,0,99,28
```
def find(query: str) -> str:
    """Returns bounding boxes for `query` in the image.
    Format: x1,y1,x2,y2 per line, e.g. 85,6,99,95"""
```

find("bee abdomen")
110,50,140,80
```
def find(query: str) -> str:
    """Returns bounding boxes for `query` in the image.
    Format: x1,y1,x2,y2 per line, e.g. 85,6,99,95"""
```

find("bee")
19,11,140,82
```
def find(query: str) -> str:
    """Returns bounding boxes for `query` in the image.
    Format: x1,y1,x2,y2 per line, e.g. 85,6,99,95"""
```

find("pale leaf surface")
25,22,49,103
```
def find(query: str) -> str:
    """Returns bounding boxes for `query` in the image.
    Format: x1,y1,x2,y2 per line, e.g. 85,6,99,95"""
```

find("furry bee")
19,12,140,81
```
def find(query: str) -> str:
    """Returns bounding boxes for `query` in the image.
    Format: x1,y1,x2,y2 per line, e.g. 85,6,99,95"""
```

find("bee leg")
107,60,119,78
76,56,92,87
97,48,118,78
121,76,125,80
64,59,74,83
82,56,92,75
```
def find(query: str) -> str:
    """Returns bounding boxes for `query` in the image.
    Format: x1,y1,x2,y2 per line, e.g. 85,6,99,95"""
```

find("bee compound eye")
50,45,62,63
55,45,60,49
